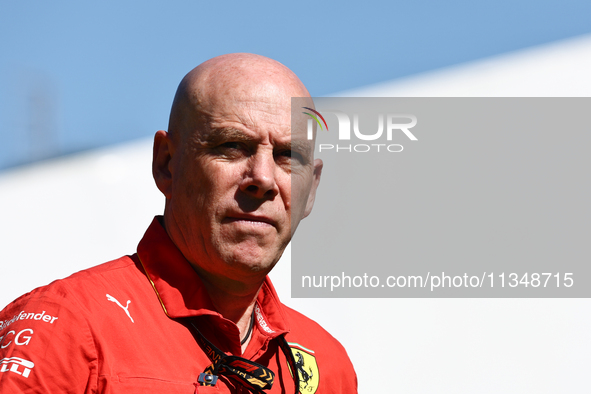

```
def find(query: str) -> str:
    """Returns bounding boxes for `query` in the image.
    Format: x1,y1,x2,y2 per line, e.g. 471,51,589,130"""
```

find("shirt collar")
137,216,289,336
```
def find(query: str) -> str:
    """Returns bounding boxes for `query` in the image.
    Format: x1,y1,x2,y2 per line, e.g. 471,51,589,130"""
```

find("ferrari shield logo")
288,342,319,393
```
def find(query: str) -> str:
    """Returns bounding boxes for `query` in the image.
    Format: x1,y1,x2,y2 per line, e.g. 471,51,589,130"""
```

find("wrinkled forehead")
196,79,314,142
170,56,317,148
202,81,290,121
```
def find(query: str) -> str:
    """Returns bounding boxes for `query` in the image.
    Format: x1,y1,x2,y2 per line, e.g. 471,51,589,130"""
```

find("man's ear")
152,130,174,199
303,158,323,218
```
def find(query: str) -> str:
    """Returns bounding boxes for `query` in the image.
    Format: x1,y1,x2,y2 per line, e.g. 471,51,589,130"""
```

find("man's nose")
239,150,279,199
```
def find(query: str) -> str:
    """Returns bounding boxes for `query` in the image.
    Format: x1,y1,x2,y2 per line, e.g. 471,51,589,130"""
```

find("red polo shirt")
0,217,357,393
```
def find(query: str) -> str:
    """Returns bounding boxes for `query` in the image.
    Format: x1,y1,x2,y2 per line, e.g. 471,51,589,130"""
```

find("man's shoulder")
1,255,140,316
281,304,337,338
59,254,144,296
0,256,142,392
280,303,349,354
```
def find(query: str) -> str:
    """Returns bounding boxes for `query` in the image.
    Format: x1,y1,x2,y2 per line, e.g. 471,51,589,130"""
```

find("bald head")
168,53,311,142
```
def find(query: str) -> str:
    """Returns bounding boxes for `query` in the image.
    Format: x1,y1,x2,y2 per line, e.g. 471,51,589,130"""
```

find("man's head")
152,53,322,291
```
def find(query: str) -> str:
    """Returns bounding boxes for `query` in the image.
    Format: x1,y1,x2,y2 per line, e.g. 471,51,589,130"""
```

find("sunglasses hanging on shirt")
189,319,275,391
188,318,302,393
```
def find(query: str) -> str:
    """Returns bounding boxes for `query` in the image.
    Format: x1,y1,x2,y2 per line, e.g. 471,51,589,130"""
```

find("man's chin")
223,247,281,274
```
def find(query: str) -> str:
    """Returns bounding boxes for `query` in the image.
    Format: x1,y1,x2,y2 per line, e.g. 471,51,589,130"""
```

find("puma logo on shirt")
106,294,134,323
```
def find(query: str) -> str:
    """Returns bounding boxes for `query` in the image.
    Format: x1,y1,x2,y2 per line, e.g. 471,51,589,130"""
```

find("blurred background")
1,1,591,393
2,0,591,169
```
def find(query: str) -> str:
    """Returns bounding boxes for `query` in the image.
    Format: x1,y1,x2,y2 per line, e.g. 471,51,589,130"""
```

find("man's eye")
277,150,305,163
213,142,249,158
220,142,242,150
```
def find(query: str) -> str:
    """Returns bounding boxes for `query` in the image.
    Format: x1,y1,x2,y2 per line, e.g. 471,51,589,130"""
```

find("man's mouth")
224,214,276,228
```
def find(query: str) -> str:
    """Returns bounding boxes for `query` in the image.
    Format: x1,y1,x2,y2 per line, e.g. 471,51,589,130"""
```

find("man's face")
161,82,321,285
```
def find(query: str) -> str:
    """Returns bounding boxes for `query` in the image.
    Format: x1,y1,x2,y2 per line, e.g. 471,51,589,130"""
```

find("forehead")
210,93,289,128
197,82,309,142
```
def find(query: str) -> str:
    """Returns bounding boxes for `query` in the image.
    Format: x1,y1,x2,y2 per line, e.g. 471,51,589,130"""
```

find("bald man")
0,54,357,394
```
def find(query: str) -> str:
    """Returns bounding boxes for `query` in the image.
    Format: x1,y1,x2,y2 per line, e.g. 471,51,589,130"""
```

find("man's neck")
196,271,264,352
159,214,265,350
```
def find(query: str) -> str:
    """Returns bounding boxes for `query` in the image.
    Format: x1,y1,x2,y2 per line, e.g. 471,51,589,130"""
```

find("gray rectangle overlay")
291,98,590,298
